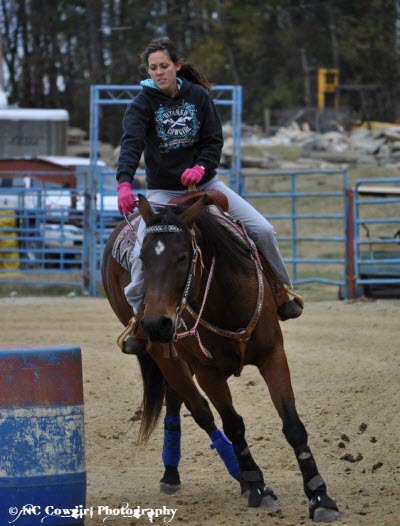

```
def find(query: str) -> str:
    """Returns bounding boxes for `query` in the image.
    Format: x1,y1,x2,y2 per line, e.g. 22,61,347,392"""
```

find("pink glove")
117,182,137,215
181,165,205,187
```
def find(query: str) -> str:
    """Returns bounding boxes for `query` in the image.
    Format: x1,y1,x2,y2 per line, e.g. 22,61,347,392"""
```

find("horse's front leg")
159,384,183,494
258,343,340,523
149,347,239,486
195,368,278,509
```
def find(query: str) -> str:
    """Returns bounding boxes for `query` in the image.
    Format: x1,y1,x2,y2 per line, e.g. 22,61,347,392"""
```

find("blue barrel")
0,345,86,525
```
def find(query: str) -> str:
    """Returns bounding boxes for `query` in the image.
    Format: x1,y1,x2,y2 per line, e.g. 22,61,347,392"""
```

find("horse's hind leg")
159,385,183,494
258,344,339,523
195,369,278,509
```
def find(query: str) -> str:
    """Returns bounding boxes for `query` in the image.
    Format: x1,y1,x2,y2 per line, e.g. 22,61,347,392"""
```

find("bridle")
144,221,265,376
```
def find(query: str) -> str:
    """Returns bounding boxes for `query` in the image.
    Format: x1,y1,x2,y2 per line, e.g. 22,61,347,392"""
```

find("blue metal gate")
0,169,89,289
352,177,400,295
89,84,243,294
89,86,350,295
0,84,360,296
239,168,348,289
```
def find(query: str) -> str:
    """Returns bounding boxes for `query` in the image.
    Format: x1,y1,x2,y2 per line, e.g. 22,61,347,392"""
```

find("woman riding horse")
115,37,303,355
101,193,339,521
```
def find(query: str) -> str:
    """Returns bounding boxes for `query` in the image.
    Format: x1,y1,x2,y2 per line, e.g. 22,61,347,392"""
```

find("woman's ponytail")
178,63,212,94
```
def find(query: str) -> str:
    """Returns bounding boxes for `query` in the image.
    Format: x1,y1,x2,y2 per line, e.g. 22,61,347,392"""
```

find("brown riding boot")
117,305,147,356
277,285,304,321
257,253,304,321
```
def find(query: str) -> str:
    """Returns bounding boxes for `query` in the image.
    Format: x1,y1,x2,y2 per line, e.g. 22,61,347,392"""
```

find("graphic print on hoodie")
155,100,200,153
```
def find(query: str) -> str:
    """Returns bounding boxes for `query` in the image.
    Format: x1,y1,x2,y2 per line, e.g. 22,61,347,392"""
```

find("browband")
146,225,183,234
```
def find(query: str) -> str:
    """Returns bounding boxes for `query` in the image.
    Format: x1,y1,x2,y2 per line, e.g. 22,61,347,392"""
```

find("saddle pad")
207,205,250,250
112,216,141,272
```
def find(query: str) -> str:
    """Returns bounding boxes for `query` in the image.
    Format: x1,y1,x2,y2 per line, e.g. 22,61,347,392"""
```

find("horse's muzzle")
142,315,175,343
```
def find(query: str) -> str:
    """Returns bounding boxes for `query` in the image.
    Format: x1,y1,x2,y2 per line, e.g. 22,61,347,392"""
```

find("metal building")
0,109,69,157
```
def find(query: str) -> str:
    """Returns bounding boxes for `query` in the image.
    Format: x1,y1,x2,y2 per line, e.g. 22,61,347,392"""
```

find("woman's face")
147,51,181,96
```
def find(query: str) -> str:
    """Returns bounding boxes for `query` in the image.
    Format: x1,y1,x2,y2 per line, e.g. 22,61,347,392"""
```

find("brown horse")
102,194,339,522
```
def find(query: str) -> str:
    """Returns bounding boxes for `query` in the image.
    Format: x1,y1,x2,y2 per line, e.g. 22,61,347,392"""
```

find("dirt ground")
1,296,399,526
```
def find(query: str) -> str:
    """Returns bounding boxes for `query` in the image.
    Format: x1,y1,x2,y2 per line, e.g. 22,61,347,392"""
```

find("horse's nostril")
142,316,174,343
160,316,173,330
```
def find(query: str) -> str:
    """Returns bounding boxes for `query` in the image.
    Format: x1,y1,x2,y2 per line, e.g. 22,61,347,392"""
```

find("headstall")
144,222,264,376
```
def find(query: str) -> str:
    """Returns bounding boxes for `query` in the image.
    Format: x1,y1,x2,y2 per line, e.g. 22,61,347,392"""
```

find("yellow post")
0,210,20,270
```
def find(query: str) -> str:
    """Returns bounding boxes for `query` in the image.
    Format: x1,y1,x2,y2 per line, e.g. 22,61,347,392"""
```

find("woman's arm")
116,96,150,184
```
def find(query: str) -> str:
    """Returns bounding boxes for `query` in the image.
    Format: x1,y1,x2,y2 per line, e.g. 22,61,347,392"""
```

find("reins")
179,224,264,376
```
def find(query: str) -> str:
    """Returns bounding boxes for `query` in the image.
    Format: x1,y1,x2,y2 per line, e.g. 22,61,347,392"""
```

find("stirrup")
283,284,304,308
117,316,137,351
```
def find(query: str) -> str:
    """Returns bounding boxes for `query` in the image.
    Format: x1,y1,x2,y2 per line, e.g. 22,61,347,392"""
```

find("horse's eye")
177,254,186,263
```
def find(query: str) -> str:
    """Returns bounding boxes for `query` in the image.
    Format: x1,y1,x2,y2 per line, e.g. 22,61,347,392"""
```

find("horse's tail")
137,351,166,444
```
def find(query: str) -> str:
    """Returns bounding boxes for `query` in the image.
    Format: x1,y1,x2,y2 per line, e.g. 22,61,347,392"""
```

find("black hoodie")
116,78,224,190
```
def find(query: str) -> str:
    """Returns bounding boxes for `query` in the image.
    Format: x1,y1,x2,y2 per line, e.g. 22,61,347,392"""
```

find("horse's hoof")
247,484,278,508
259,494,278,509
313,507,340,523
159,482,181,495
240,480,250,498
310,493,339,523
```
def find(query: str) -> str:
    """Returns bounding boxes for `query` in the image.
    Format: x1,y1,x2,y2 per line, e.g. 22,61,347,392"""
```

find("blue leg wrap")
210,429,240,480
162,415,181,468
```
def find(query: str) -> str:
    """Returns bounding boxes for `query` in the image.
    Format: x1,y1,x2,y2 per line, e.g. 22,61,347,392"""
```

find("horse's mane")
146,205,255,279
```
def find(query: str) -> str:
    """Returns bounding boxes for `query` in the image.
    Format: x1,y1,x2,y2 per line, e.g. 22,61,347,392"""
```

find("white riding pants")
124,176,292,313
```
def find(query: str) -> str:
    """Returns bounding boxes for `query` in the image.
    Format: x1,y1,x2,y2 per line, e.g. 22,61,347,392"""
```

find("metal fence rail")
88,84,243,294
5,83,398,298
0,169,90,289
352,177,400,294
0,202,85,287
3,169,400,300
239,168,348,288
1,167,351,295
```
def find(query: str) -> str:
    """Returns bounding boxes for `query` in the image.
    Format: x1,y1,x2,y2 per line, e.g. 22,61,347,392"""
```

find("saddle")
169,188,229,212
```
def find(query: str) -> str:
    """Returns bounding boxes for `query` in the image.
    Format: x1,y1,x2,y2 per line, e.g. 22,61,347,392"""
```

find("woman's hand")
117,182,137,215
181,165,205,187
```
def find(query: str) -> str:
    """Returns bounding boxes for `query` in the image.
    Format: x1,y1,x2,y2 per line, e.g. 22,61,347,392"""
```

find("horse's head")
138,194,206,343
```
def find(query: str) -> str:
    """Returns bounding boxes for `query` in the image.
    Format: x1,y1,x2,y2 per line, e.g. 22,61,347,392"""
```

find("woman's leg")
122,189,186,353
124,188,185,312
201,178,292,286
200,178,302,319
124,218,146,314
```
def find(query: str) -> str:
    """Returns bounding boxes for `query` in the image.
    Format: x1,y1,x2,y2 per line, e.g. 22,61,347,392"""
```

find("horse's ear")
180,195,207,228
138,194,154,225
